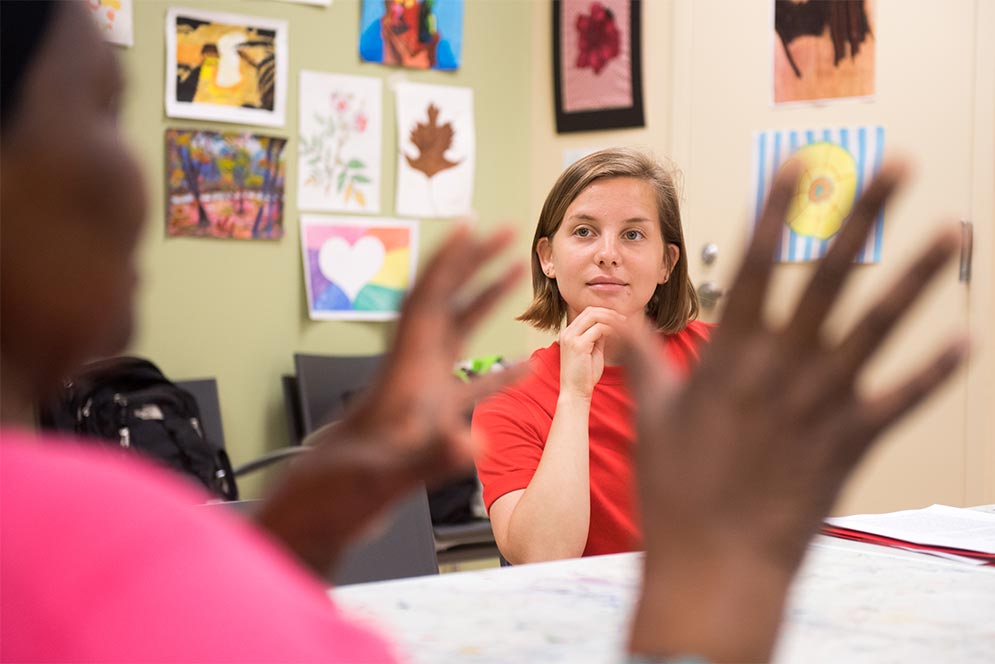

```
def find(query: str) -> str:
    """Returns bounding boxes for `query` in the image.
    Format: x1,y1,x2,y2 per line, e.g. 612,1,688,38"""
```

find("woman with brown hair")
475,148,711,563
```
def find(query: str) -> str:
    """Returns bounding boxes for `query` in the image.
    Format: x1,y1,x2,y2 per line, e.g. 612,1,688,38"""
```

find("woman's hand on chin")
557,306,626,400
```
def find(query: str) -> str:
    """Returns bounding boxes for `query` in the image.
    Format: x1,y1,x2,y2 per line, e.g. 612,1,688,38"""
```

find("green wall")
119,0,535,495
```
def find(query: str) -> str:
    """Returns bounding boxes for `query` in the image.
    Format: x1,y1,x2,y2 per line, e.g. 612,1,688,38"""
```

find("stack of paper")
823,504,995,565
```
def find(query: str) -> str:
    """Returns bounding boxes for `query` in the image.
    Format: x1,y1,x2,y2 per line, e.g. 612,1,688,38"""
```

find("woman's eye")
575,227,591,237
624,230,643,240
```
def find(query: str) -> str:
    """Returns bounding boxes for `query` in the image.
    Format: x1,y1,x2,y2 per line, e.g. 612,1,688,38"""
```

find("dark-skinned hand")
625,161,967,662
254,226,525,578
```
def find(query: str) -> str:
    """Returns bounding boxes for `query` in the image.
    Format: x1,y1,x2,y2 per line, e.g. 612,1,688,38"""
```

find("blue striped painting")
751,126,885,264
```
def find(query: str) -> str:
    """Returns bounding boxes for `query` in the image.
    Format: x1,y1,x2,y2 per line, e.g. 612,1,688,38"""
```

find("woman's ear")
660,244,680,283
536,237,555,279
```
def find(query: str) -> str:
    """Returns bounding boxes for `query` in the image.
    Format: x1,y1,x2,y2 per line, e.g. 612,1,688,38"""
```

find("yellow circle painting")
783,142,858,240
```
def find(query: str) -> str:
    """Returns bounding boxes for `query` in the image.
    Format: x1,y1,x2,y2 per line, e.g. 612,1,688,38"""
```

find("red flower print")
354,113,368,132
575,2,621,75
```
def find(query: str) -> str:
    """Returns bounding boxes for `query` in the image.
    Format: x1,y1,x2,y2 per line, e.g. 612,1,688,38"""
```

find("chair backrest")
175,378,225,454
281,374,305,445
334,491,439,585
294,353,383,432
292,353,440,585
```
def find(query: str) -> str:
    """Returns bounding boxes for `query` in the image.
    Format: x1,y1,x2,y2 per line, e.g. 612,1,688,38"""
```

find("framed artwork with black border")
553,0,644,134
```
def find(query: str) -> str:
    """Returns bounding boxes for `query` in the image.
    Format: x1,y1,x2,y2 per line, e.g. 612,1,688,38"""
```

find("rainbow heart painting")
300,216,418,321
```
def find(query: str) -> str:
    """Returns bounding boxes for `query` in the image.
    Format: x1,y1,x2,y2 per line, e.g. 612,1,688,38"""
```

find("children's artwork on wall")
86,0,133,47
395,82,475,218
553,0,644,133
298,71,382,214
751,126,885,264
165,8,288,126
166,129,287,240
773,0,875,105
359,0,463,71
300,215,418,321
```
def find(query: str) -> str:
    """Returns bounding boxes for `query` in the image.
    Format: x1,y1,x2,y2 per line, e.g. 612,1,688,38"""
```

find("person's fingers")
564,306,626,327
404,225,515,316
834,226,959,377
783,162,908,345
454,261,526,337
573,321,617,350
436,226,517,305
403,223,473,310
856,337,968,448
719,160,803,330
562,307,628,339
585,307,629,331
393,225,516,364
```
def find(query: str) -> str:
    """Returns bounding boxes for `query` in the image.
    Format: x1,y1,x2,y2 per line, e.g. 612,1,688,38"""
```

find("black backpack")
39,357,238,500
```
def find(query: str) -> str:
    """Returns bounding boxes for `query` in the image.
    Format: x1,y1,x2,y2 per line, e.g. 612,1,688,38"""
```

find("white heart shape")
318,236,386,302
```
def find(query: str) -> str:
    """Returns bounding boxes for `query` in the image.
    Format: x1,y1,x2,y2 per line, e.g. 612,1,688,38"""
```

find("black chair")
293,354,383,431
294,353,440,585
292,353,499,563
292,353,501,566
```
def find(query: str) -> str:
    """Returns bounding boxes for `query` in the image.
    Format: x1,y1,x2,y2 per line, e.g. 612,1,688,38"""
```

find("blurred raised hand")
625,162,967,662
255,225,525,577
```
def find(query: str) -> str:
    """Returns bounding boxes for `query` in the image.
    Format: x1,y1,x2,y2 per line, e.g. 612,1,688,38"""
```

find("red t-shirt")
0,430,396,663
473,320,711,556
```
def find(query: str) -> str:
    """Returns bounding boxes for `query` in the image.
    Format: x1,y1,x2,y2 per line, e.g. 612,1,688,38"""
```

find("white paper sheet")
826,504,995,553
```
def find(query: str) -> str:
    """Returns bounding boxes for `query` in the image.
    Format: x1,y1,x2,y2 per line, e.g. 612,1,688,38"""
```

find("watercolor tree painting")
166,129,287,240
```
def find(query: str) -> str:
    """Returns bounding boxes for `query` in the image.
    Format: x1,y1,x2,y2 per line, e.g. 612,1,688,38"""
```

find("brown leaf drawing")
405,103,461,178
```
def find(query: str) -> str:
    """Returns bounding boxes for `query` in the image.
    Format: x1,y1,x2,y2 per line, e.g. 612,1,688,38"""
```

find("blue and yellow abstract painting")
752,126,885,264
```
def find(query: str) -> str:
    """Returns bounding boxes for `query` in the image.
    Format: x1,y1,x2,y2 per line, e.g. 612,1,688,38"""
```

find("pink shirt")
0,429,396,663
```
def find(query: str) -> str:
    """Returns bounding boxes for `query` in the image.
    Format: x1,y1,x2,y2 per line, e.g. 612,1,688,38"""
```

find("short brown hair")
518,147,698,332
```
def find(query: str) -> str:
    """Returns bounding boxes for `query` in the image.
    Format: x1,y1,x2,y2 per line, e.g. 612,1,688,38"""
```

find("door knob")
697,281,724,309
701,243,719,265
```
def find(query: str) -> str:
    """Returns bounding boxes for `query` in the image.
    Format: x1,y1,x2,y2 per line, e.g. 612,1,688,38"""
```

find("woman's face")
537,177,679,325
0,3,147,393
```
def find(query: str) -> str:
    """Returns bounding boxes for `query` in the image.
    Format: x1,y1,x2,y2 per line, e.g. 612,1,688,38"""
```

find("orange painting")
166,8,287,126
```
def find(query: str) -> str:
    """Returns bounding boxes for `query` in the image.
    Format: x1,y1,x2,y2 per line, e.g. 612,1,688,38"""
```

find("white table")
333,531,995,663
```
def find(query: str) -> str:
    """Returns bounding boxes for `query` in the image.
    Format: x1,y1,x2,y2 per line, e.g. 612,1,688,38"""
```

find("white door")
668,0,990,513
